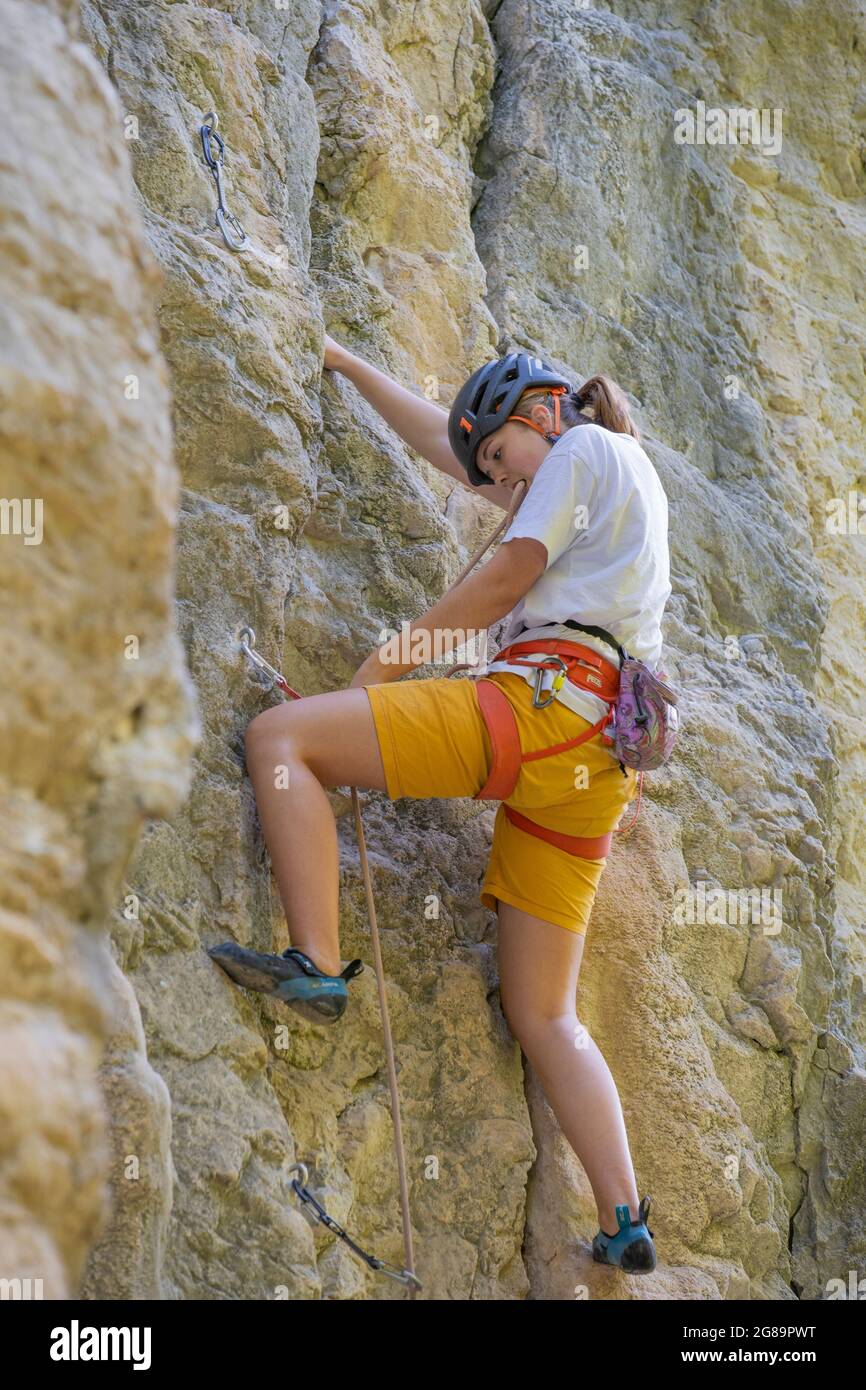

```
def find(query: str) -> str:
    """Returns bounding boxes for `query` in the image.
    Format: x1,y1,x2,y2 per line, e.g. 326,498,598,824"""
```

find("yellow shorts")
363,672,638,935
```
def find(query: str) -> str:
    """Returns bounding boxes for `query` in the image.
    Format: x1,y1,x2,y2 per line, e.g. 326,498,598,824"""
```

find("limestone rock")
0,0,197,1295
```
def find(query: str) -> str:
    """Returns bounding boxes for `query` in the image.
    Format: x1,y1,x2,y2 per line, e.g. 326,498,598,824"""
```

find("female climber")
209,345,671,1274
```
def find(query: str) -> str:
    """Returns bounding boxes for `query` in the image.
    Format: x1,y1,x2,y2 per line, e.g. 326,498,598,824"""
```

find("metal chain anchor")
199,110,249,251
287,1164,422,1291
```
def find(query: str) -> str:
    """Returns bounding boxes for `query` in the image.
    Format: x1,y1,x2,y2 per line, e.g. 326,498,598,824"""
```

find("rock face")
0,0,198,1298
1,0,863,1299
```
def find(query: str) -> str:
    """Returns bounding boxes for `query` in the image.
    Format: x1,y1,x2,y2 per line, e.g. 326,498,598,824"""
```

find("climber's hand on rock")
323,334,349,373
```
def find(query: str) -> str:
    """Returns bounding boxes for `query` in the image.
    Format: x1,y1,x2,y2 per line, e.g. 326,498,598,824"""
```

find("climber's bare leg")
243,689,387,976
496,901,640,1240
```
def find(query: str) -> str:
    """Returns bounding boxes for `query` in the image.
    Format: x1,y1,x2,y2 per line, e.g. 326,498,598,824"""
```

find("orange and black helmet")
447,352,572,485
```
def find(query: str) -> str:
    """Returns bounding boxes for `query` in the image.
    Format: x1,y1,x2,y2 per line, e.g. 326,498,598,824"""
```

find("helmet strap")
507,385,568,445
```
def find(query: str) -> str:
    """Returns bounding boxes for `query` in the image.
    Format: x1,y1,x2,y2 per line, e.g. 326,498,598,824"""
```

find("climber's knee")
504,1006,586,1055
242,690,386,791
244,703,300,763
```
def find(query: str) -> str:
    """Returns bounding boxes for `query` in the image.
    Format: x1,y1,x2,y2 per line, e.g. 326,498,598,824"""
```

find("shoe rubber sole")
207,941,351,1024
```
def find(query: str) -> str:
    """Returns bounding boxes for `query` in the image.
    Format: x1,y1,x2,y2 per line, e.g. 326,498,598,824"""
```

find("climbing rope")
238,624,421,1295
449,478,527,588
441,480,527,678
199,110,249,251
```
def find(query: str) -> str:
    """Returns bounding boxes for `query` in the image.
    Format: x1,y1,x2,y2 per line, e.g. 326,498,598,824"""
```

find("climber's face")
474,403,559,490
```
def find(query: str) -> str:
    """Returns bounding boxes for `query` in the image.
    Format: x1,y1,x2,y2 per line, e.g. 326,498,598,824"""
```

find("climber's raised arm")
323,335,514,511
348,536,547,688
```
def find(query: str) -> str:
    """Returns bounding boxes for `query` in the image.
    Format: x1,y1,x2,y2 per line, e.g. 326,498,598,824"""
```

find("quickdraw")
287,1163,422,1291
238,626,421,1295
239,626,300,699
199,110,249,251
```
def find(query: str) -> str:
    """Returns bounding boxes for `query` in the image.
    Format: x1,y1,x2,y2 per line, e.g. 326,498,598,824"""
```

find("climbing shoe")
591,1195,656,1274
207,941,364,1024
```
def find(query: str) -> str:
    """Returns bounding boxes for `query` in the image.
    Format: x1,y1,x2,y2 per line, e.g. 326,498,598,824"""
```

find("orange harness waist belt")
472,639,622,860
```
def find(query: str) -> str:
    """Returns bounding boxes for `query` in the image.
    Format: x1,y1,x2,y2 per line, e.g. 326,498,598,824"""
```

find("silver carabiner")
238,626,302,701
239,626,283,687
532,655,569,709
216,204,249,252
200,112,223,171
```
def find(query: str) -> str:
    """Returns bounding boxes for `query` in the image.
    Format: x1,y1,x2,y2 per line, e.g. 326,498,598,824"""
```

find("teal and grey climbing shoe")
592,1195,656,1274
207,942,364,1024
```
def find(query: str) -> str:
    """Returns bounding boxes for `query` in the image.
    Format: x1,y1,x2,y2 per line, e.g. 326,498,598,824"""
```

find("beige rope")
449,478,527,589
443,479,527,677
351,787,418,1294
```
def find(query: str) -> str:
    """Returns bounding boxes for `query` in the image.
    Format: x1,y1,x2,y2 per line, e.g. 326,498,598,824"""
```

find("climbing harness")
237,626,420,1295
438,481,649,853
466,639,641,855
287,1163,421,1290
199,110,249,252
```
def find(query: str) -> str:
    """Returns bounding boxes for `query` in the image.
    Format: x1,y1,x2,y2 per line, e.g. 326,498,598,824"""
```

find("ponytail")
516,373,640,442
561,374,640,441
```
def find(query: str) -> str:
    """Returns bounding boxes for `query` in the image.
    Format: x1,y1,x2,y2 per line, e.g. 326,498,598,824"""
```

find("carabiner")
216,204,249,252
238,626,301,699
198,120,222,171
532,655,569,709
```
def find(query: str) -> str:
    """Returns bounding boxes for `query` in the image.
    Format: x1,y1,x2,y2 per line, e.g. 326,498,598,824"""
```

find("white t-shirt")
481,421,671,725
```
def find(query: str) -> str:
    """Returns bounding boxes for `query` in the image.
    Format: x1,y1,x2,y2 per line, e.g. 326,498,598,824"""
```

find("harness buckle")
532,655,569,709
